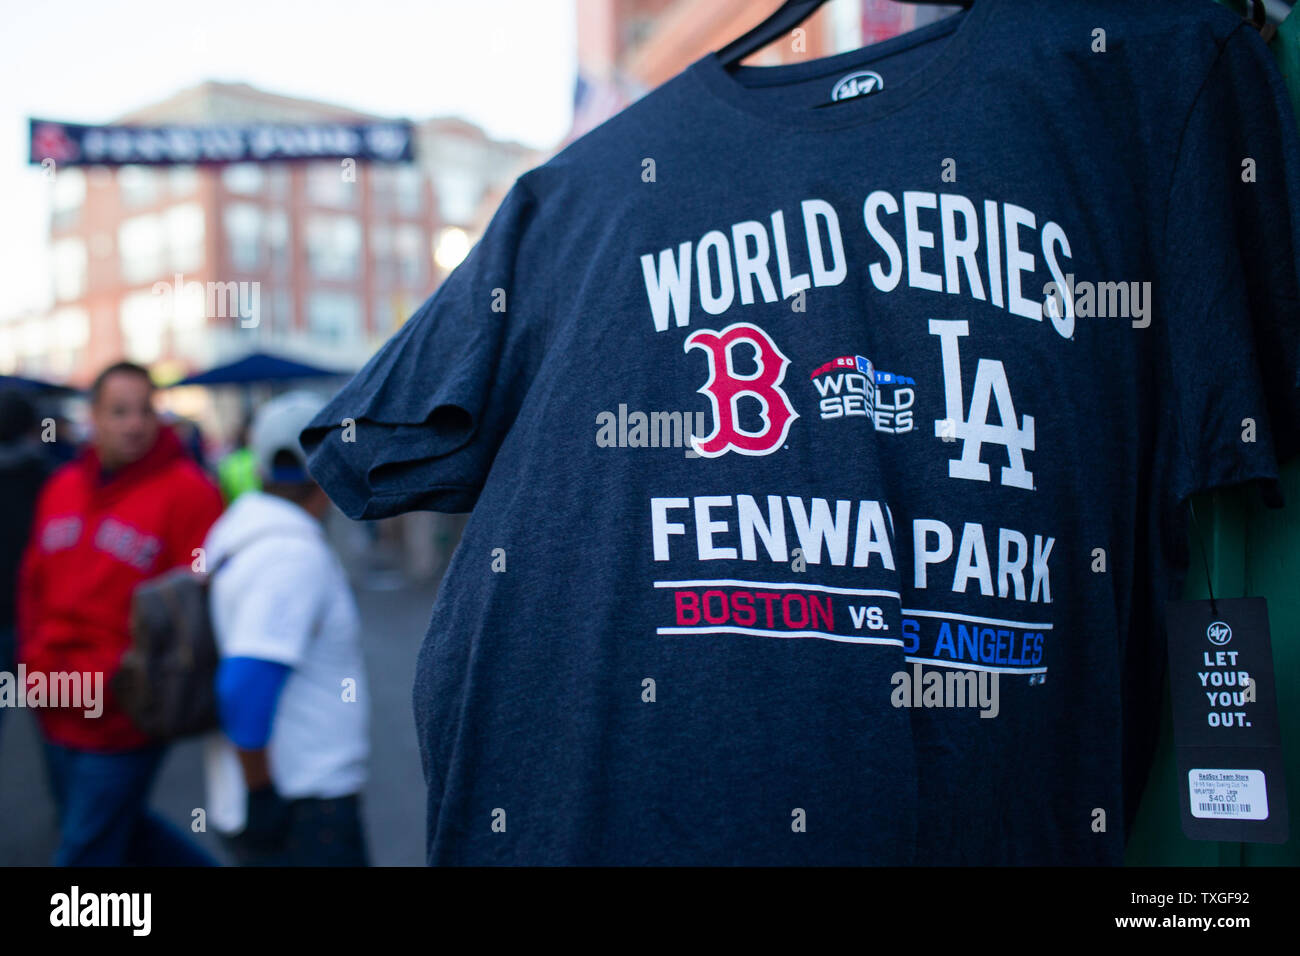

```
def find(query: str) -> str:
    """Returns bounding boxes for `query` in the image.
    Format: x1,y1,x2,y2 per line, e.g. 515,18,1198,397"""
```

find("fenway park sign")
28,117,414,167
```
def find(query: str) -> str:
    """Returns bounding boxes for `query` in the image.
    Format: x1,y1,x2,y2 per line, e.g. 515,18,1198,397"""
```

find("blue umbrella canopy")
170,352,349,387
0,373,81,395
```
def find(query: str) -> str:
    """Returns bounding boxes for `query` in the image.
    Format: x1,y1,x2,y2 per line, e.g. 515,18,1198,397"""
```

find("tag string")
1187,499,1218,616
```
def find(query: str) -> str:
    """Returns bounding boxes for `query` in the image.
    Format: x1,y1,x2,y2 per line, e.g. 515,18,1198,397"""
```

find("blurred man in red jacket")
17,361,224,865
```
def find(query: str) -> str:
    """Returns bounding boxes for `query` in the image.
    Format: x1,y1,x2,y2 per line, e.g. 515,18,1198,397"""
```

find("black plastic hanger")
1244,0,1278,42
717,0,974,71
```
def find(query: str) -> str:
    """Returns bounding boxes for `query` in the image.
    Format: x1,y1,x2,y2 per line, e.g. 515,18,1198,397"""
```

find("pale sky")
0,0,579,319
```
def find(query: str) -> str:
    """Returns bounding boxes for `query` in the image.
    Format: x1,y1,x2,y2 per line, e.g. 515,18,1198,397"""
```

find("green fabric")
218,447,261,504
1272,5,1300,118
1126,2,1299,866
1126,467,1300,864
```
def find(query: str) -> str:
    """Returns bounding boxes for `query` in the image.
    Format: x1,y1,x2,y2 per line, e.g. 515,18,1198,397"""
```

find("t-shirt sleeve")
1156,22,1300,509
301,177,549,519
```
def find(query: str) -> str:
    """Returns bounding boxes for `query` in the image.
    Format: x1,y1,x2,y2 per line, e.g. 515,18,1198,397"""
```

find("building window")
53,308,89,344
432,169,481,226
265,166,290,201
19,317,50,372
369,166,389,213
623,14,655,49
373,291,408,336
370,225,393,286
307,161,357,207
306,215,361,280
165,203,205,273
224,203,263,271
118,165,159,206
170,281,208,361
51,238,87,301
307,291,360,346
266,209,290,276
270,289,293,338
222,163,263,195
169,165,199,196
51,169,86,229
119,290,166,363
394,225,423,287
119,215,164,283
47,307,90,378
394,167,423,215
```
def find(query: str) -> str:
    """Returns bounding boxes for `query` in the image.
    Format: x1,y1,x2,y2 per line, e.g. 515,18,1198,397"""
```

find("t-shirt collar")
687,0,998,132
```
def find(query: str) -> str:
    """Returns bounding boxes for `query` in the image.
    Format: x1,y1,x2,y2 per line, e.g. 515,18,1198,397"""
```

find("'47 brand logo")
684,322,798,457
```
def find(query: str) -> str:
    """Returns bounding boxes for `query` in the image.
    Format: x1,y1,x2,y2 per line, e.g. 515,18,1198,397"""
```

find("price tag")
1165,597,1288,843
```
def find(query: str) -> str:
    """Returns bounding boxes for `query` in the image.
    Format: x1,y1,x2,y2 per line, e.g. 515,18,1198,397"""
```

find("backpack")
112,533,294,741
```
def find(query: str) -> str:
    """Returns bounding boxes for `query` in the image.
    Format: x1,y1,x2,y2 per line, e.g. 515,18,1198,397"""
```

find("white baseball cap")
249,390,326,483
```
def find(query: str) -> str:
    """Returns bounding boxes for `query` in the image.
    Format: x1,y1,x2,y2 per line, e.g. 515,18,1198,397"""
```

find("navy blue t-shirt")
302,0,1300,864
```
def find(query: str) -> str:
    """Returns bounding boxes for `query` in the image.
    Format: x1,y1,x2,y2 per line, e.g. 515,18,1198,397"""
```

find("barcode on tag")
1188,769,1269,821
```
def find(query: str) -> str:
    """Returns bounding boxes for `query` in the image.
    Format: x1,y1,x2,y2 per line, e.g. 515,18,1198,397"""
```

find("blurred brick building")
569,0,961,140
2,83,537,390
5,2,968,389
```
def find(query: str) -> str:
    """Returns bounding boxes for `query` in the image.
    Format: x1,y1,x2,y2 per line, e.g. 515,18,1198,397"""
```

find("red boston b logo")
684,322,799,458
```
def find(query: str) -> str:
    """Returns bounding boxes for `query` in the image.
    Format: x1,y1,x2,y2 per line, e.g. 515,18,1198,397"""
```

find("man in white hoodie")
202,391,370,866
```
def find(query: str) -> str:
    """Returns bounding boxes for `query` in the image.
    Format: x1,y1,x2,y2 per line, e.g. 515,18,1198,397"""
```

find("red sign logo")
31,124,79,164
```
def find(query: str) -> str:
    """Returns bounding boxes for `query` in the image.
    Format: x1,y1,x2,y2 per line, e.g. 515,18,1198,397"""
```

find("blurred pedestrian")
17,361,224,866
0,388,52,748
216,414,260,504
163,412,209,472
202,391,370,866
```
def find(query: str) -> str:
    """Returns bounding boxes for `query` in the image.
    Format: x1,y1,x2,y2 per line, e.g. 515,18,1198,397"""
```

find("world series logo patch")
810,354,916,434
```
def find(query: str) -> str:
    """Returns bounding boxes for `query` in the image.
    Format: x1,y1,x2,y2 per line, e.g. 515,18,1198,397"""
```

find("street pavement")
0,575,443,867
